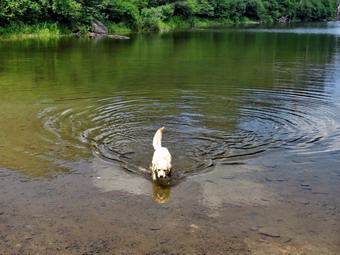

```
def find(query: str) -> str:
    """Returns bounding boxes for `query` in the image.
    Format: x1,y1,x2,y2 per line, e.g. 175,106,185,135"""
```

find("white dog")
151,127,172,180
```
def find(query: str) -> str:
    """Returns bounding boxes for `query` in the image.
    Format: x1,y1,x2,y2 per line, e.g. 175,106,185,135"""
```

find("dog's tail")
153,127,164,150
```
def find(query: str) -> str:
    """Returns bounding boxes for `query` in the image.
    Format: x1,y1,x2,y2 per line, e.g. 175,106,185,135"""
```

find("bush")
102,0,141,29
140,4,174,31
0,0,50,24
196,0,215,17
245,0,266,20
227,0,247,22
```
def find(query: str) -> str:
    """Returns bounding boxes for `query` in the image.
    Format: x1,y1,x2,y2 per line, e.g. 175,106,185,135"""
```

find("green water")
1,22,339,178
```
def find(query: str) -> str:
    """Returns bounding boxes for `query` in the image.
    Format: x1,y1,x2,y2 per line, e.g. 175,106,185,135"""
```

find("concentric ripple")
38,88,340,181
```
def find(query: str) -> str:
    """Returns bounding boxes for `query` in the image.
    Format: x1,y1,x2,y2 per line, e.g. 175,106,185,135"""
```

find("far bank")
1,0,337,39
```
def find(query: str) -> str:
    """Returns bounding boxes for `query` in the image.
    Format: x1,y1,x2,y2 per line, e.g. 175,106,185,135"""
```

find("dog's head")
153,159,171,179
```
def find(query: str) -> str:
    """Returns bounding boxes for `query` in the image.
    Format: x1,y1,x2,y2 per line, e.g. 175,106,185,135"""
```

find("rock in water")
91,19,108,34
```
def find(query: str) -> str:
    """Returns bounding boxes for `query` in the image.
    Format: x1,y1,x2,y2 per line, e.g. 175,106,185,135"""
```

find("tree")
0,0,338,34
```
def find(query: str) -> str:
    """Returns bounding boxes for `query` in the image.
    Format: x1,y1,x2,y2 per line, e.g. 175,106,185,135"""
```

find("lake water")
0,22,339,254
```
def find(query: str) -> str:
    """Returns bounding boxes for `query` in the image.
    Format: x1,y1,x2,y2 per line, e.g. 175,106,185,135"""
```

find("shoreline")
1,19,337,40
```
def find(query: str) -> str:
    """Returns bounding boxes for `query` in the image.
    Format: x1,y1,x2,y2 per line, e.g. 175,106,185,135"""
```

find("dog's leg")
151,164,157,180
152,171,157,181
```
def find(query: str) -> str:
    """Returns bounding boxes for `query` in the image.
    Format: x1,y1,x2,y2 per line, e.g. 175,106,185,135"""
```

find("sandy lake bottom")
1,152,339,254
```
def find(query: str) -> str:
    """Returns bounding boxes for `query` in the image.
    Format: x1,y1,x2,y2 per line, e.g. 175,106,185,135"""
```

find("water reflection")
245,21,340,36
91,159,150,195
152,184,171,203
191,163,279,208
91,158,171,203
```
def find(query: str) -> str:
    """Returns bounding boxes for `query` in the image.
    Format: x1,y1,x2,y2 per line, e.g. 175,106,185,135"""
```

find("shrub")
140,4,174,31
245,0,266,20
102,0,141,29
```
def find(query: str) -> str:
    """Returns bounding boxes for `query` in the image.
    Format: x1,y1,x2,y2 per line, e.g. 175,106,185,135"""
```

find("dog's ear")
167,163,172,171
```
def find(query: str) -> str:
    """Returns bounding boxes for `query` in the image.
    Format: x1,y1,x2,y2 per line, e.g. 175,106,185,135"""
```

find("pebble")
258,227,281,238
311,188,329,195
266,164,278,168
222,176,236,180
150,227,160,231
292,160,302,163
190,224,199,229
265,177,285,182
257,238,269,244
294,198,310,205
280,237,292,243
250,226,260,231
31,214,43,218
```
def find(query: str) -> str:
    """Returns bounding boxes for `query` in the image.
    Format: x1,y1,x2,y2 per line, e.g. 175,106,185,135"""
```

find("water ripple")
38,88,340,181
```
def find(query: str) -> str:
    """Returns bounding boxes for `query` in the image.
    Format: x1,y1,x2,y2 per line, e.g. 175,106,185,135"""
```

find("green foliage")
51,0,82,23
227,0,247,21
0,0,337,36
196,0,215,17
0,0,51,24
245,0,266,20
102,0,141,29
140,4,174,30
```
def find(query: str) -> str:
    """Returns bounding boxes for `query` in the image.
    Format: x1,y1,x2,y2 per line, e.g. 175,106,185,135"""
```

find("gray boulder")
91,19,108,34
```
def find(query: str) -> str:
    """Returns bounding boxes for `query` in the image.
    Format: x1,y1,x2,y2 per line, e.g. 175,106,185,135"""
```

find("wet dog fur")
151,127,172,180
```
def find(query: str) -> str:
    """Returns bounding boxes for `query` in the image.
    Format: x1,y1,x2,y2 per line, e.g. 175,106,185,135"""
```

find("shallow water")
0,22,339,254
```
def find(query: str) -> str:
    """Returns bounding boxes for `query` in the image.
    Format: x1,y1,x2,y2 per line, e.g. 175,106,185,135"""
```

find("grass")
160,17,266,31
0,22,71,38
104,22,133,34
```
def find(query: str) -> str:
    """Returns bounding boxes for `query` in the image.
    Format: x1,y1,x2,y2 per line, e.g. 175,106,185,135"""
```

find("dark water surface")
0,22,339,254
